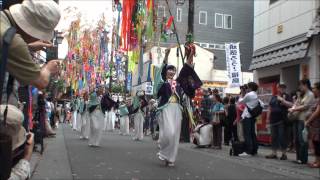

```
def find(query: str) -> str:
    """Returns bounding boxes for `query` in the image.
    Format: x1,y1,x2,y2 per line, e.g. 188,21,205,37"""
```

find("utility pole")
109,0,116,92
123,54,129,99
187,0,194,35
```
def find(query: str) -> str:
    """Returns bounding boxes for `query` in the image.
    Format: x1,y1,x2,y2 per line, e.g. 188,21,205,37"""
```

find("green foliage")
111,84,124,93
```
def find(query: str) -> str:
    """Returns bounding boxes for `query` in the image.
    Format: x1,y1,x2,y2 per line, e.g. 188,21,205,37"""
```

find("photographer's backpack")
0,25,16,180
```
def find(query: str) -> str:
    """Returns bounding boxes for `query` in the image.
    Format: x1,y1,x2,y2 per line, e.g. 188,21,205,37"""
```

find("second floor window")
177,8,182,22
215,13,232,29
224,14,232,29
215,13,223,28
199,11,207,25
158,6,166,18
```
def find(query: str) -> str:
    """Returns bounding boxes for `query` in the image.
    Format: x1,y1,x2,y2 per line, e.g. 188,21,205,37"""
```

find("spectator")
265,84,292,160
238,82,263,156
192,119,213,148
1,3,60,165
289,79,315,164
306,82,320,168
286,91,300,152
211,94,224,149
223,97,230,145
200,89,213,123
0,105,34,180
1,0,61,91
236,85,248,143
225,97,238,145
148,99,157,136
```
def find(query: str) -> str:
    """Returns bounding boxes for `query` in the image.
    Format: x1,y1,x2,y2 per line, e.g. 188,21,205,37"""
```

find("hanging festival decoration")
60,0,157,95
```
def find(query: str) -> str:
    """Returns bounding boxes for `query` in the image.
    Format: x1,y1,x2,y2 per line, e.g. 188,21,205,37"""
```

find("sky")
56,0,113,32
56,0,113,58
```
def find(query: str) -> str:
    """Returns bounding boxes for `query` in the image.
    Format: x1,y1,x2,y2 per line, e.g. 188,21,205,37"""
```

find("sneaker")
239,152,249,157
265,154,277,159
295,160,303,164
157,153,165,161
280,154,287,160
166,162,175,167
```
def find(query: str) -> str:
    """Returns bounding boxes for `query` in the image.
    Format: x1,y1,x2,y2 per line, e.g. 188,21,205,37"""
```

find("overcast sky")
56,0,112,31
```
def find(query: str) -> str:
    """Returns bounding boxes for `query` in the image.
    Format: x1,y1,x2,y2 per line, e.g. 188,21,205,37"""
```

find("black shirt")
269,93,291,124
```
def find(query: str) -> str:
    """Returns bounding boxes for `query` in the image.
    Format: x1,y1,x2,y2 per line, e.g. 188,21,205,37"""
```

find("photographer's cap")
9,0,61,41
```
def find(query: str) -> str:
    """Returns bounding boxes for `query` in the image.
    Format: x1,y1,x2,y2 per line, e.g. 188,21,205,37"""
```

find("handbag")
247,101,263,118
287,111,300,122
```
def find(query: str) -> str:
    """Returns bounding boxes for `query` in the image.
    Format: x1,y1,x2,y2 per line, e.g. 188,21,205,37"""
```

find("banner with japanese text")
225,43,242,87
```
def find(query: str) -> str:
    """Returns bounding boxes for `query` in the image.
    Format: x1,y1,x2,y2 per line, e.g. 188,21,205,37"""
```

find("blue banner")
127,72,132,92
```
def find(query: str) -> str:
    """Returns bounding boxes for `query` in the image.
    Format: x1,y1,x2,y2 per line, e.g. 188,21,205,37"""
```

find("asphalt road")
31,124,320,180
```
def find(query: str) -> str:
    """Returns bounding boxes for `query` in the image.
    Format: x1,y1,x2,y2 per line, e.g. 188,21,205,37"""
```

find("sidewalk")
180,142,319,179
30,124,73,180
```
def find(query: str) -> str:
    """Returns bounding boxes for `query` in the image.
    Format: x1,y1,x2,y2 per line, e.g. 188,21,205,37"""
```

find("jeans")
224,120,238,144
212,124,222,147
270,121,287,151
144,116,150,132
285,122,295,150
242,117,258,155
294,120,308,163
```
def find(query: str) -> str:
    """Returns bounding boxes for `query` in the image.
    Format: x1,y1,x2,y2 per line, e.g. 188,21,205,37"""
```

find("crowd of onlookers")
189,79,320,168
1,1,61,179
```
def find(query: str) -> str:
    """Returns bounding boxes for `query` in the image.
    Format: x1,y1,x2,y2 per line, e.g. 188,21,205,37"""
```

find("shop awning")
249,34,309,70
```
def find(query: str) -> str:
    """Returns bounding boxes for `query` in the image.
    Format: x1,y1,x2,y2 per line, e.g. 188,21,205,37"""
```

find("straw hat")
0,105,26,150
9,0,61,41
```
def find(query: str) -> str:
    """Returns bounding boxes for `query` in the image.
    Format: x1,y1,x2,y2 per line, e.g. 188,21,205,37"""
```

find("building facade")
156,0,254,71
131,0,255,95
250,0,320,93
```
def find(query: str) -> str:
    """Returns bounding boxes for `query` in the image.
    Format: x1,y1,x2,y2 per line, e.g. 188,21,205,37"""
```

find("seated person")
192,119,213,148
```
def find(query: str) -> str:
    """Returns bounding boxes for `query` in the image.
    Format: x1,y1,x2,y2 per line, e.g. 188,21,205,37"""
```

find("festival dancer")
131,90,148,141
76,96,83,132
155,48,202,167
119,100,130,136
101,90,116,131
88,91,105,147
80,92,90,139
71,95,80,131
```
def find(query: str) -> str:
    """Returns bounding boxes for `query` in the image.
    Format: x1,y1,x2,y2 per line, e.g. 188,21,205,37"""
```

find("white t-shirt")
239,91,264,119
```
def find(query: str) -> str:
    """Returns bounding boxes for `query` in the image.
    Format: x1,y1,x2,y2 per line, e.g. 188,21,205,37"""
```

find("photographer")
0,105,35,180
1,0,61,91
9,133,35,180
